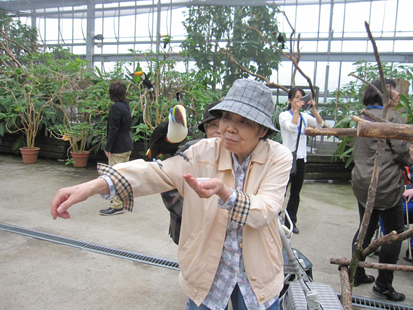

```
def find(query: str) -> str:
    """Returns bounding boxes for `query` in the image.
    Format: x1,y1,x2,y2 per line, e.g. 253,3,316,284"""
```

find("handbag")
290,114,303,176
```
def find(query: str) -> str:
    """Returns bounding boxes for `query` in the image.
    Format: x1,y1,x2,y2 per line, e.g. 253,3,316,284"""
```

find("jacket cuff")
229,190,250,226
97,163,134,212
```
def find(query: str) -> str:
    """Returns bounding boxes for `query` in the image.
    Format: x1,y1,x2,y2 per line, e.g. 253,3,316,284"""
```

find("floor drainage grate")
337,293,413,310
0,222,179,271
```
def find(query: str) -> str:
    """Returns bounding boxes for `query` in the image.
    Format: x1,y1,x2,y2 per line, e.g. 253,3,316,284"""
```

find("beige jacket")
114,137,292,306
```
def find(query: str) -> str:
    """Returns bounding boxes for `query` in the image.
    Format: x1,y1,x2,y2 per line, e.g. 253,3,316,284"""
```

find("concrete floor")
0,154,412,309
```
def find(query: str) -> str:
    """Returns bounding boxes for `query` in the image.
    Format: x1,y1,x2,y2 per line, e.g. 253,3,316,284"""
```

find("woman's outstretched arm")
51,178,109,220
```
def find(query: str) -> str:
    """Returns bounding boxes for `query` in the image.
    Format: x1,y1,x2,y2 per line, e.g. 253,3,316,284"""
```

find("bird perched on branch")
146,104,188,161
277,33,285,50
160,34,172,49
133,71,154,91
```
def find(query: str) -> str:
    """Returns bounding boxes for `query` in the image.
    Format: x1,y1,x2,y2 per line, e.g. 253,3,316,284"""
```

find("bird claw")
177,151,189,161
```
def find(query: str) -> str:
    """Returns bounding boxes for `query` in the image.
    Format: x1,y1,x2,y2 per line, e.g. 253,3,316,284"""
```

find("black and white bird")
133,71,154,91
146,104,188,161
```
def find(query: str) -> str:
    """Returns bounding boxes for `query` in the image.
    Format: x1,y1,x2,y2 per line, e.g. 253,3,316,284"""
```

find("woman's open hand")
183,173,232,202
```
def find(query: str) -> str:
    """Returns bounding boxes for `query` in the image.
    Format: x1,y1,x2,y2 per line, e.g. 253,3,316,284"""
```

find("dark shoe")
99,207,124,216
404,249,413,263
353,275,375,287
372,285,405,302
292,225,299,234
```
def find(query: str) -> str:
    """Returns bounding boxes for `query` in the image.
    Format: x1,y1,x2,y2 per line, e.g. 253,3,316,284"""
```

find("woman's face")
220,112,267,163
289,90,305,110
204,119,221,138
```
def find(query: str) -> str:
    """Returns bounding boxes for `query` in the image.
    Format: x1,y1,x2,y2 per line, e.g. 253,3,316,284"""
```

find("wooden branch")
351,116,368,123
365,21,388,117
361,109,388,123
305,127,357,138
362,228,413,258
331,257,413,272
0,40,23,68
246,25,315,95
339,266,353,310
0,32,32,55
305,122,413,142
350,73,386,105
265,82,289,93
357,121,413,141
219,48,270,83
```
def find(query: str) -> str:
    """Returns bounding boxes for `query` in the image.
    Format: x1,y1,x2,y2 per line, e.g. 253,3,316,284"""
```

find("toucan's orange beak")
133,71,143,76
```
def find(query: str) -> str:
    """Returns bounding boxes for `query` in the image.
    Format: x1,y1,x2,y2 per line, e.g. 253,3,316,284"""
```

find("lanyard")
290,110,306,134
366,105,383,110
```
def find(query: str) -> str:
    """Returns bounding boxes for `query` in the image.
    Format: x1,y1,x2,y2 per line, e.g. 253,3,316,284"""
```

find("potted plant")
51,99,106,167
0,67,54,164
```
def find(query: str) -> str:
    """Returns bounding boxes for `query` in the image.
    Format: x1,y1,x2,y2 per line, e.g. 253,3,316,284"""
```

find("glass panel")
342,40,368,53
318,4,330,36
73,18,86,41
61,19,73,41
73,45,86,55
273,61,293,87
339,62,356,88
119,15,135,40
343,2,371,36
332,3,344,35
326,62,341,92
119,44,135,54
394,40,413,53
369,0,395,36
315,61,327,91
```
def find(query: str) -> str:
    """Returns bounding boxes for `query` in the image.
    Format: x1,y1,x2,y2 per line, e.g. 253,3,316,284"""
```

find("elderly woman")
51,79,292,310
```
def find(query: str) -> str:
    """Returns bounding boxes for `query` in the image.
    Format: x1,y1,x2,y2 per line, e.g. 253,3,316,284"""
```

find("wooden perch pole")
340,266,352,310
331,258,413,272
305,122,413,142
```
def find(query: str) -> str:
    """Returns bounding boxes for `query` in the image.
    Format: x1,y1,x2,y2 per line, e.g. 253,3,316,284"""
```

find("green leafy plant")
182,5,283,90
396,94,413,124
0,65,55,149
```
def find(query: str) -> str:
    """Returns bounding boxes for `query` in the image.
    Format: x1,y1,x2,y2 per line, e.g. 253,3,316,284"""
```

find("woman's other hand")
51,178,109,220
403,188,413,203
309,99,317,110
183,173,232,202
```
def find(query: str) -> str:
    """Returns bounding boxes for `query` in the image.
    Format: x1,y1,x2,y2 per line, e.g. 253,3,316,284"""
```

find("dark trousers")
352,198,404,290
286,159,306,225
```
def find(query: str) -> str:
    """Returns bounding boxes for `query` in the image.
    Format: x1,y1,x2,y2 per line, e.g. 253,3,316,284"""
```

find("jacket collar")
218,139,267,171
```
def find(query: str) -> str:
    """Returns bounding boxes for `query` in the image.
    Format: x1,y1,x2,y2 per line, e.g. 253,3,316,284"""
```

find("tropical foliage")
182,5,284,90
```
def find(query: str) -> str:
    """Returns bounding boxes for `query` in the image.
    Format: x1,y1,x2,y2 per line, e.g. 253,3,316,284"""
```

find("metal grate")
337,293,413,310
0,222,179,271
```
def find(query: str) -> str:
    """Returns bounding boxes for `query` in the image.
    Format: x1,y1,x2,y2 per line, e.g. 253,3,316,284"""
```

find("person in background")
278,87,324,234
351,79,410,302
99,80,133,216
51,78,292,310
162,100,221,245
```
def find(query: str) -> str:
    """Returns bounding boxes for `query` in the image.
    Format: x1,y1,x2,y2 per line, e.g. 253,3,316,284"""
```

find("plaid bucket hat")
209,79,278,135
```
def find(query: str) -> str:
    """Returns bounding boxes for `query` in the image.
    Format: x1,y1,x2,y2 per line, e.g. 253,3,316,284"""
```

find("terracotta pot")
70,151,90,168
20,147,40,164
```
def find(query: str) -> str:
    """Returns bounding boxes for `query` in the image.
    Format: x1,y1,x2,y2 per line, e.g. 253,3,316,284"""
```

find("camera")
301,94,312,110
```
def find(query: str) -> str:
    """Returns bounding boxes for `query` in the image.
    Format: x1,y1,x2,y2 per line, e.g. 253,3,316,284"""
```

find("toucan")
133,71,154,91
160,34,171,49
277,33,285,50
146,105,188,161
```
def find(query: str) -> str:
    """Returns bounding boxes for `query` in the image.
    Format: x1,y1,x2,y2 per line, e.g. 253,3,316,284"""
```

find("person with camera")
279,87,324,234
